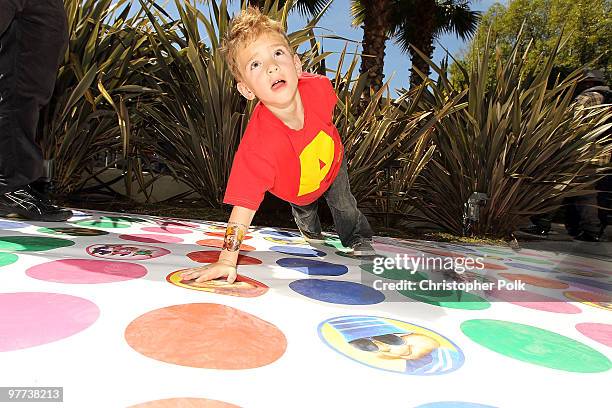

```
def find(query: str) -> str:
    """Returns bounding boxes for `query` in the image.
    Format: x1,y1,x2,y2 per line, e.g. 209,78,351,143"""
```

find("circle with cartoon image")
318,315,464,375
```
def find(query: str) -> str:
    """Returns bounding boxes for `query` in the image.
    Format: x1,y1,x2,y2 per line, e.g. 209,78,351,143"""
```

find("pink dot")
27,259,147,284
119,234,184,244
487,289,582,314
0,292,99,351
141,227,192,234
576,323,612,347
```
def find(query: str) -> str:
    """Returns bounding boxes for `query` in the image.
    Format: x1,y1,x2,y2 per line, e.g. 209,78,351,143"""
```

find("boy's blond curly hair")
220,7,292,80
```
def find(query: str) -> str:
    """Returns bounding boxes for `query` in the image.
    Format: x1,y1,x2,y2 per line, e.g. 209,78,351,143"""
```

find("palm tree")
351,0,479,91
350,0,393,94
245,0,328,16
394,0,480,88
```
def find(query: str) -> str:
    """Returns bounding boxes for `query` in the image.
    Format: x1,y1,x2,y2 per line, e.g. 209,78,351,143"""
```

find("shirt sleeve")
223,142,275,211
321,75,338,116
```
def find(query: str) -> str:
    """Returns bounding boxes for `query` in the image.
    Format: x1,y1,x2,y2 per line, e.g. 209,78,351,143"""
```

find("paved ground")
0,210,609,408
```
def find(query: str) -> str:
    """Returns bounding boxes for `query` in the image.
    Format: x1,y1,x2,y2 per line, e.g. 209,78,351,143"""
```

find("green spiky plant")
137,0,332,207
40,0,159,197
411,29,612,237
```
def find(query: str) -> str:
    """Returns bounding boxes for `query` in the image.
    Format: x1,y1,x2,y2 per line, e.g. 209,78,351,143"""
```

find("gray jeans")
290,157,373,247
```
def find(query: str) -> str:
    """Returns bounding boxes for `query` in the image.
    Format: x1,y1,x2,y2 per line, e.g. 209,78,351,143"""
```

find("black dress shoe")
573,231,603,242
519,224,550,238
0,186,72,222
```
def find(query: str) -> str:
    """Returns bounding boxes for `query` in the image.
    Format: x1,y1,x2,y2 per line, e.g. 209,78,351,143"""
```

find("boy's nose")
267,64,279,74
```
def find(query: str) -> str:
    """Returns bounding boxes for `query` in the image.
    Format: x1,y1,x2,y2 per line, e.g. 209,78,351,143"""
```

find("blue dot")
276,258,348,276
0,220,29,229
289,279,385,305
415,403,498,408
557,275,612,291
271,245,326,257
261,230,301,238
504,262,553,273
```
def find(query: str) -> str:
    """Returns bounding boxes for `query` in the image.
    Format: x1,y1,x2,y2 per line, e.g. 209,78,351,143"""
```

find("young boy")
181,8,374,284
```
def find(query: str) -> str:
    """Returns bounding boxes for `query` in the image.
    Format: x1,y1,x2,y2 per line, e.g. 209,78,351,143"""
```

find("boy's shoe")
519,224,549,238
574,231,603,242
350,240,376,256
0,186,72,222
297,225,326,244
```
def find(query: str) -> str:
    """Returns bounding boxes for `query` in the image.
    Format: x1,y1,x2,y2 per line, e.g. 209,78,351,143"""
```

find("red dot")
125,303,286,369
187,250,262,265
142,227,192,234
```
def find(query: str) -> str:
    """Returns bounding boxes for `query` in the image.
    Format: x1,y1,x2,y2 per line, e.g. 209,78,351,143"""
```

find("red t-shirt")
223,73,344,211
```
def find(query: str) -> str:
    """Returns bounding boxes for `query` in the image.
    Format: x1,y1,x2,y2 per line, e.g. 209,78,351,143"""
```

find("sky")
162,0,504,95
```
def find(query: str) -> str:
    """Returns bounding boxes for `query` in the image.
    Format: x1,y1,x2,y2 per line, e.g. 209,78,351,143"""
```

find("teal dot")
0,253,18,267
75,220,130,229
0,236,75,252
398,287,490,310
360,263,427,281
461,319,611,373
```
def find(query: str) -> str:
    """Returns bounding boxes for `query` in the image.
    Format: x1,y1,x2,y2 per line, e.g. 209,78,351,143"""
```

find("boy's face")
235,32,302,109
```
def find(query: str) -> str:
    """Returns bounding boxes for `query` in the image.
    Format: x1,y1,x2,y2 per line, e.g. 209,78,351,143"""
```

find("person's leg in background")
0,0,72,221
572,192,602,242
323,157,375,255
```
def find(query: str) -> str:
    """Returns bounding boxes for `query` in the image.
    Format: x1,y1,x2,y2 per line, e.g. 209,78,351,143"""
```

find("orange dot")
128,397,239,408
499,273,569,289
196,239,255,252
125,304,286,369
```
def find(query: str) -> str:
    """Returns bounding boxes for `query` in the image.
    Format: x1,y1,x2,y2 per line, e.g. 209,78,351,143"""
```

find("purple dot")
261,230,301,238
276,258,347,276
504,262,554,273
289,279,384,305
557,276,612,292
0,220,29,229
270,245,326,257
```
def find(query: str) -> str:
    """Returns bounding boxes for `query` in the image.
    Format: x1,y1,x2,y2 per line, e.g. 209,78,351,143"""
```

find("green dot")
38,227,109,236
461,319,611,373
360,263,427,281
75,220,130,229
324,237,348,251
0,236,75,252
398,287,490,310
100,216,147,223
479,248,513,256
0,253,18,267
510,256,553,265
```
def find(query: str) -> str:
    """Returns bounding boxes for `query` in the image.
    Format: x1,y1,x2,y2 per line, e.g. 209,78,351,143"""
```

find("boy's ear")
237,82,256,101
293,53,302,75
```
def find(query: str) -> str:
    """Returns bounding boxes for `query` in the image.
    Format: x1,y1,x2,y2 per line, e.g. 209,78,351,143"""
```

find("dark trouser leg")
0,0,68,194
323,158,373,247
530,213,552,232
598,175,611,233
291,200,322,236
573,193,601,235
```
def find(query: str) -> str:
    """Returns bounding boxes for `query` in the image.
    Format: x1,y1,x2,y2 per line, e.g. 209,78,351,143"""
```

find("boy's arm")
180,205,256,283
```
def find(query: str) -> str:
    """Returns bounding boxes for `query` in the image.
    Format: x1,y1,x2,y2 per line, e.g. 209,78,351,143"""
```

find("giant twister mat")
0,210,609,407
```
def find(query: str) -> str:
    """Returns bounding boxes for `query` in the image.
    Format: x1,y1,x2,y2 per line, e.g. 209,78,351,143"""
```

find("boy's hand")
180,262,238,284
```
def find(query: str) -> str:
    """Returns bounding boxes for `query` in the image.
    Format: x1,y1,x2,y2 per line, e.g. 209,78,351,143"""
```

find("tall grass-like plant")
41,0,158,196
411,31,612,237
139,0,331,207
332,46,465,221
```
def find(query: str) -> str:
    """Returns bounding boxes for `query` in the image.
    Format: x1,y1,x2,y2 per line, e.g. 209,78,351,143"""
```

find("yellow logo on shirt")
298,131,335,196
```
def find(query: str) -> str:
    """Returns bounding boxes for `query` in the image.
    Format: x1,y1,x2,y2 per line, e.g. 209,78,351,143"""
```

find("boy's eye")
274,49,284,56
250,61,260,70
